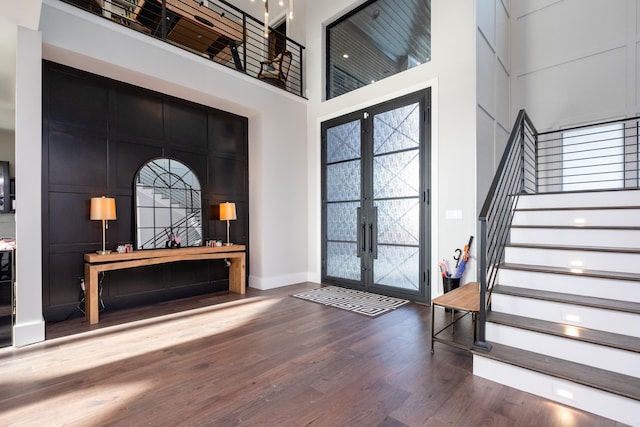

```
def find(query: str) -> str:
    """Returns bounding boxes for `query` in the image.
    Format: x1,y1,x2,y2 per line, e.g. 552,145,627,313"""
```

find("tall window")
326,0,431,100
562,123,624,191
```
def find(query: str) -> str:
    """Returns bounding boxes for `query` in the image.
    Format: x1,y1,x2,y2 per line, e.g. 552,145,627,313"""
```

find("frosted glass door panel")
325,120,362,282
372,102,421,292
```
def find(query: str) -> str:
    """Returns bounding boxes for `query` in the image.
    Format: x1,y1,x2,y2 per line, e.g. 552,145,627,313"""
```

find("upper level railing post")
160,0,167,40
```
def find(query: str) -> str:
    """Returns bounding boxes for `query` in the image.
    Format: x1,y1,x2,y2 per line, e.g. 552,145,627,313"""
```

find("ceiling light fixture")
258,0,293,35
264,0,269,37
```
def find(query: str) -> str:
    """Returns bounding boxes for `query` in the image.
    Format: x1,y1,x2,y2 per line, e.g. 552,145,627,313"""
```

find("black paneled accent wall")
42,61,249,321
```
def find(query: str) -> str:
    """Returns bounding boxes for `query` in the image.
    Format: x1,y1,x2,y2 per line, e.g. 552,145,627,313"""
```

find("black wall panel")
48,68,108,130
42,61,249,321
48,130,108,187
112,88,165,140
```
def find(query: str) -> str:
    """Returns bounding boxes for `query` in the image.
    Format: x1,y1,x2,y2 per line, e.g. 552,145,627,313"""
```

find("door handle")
356,208,365,258
370,207,378,259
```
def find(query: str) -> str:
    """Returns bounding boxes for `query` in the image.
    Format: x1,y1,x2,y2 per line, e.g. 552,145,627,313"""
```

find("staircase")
473,189,640,426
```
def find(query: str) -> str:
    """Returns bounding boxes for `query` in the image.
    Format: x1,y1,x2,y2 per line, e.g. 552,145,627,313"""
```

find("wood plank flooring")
0,283,625,426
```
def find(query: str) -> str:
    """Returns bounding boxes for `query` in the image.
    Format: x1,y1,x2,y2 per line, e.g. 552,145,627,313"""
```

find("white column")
13,25,44,347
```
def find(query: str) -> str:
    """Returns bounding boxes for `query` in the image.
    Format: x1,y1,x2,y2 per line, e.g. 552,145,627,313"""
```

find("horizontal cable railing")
475,112,640,352
60,0,305,97
536,117,640,192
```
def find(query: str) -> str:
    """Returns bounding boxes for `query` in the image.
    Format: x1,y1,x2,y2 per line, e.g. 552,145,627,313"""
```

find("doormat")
291,286,410,318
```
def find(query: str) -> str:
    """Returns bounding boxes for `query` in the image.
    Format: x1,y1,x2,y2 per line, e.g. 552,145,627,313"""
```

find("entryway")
321,89,431,303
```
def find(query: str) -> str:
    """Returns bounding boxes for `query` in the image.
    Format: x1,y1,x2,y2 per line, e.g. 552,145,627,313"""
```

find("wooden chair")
257,51,293,89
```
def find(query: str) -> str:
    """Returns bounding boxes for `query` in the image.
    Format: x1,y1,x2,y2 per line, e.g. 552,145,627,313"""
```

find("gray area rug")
292,286,410,318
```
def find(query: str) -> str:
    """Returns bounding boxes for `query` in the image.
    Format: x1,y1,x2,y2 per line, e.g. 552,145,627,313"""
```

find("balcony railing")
62,0,305,97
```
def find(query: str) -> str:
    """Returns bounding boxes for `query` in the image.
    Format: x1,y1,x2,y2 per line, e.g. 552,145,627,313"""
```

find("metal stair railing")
475,110,640,352
475,109,537,351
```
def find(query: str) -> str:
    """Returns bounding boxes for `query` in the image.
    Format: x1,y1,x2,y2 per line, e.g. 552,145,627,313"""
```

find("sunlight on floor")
0,295,282,423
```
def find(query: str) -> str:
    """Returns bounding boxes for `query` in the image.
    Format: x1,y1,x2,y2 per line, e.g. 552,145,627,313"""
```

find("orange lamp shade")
90,196,117,221
219,202,237,221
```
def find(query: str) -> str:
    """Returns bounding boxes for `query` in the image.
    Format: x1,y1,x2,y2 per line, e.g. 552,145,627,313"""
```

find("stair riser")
485,323,640,377
516,190,640,209
497,269,640,303
512,209,640,227
510,227,639,248
504,246,640,274
473,356,640,426
491,294,640,338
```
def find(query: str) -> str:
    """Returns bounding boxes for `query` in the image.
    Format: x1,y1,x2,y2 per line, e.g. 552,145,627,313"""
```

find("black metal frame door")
321,89,430,302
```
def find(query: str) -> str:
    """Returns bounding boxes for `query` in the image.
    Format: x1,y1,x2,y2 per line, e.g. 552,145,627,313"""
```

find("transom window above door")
326,0,431,99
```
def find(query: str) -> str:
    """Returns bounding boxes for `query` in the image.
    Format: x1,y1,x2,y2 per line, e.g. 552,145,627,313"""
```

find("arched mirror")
134,158,202,249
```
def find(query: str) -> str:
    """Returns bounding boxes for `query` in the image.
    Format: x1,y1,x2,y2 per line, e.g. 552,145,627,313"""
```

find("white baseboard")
248,272,312,290
13,319,45,347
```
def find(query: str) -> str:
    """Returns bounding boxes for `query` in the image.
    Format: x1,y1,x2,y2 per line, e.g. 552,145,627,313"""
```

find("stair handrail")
475,109,538,351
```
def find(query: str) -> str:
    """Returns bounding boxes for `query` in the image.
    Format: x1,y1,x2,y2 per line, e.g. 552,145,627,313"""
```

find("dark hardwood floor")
0,283,625,426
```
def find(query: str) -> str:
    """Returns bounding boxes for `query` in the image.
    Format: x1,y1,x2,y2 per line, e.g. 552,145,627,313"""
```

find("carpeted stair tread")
500,262,640,282
487,311,640,353
473,342,640,401
492,285,640,314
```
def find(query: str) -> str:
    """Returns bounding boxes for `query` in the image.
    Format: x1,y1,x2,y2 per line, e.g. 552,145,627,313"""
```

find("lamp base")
96,250,112,255
224,242,233,246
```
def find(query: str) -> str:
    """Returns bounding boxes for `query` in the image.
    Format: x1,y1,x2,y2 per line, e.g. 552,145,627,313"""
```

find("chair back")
280,51,293,81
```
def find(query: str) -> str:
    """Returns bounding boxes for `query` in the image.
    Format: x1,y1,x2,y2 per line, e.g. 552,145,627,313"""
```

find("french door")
321,90,430,302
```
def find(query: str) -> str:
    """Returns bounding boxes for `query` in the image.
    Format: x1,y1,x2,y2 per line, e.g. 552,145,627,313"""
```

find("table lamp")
219,202,236,246
91,196,117,255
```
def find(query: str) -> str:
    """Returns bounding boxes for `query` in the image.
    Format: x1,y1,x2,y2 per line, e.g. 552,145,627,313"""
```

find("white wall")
512,0,638,131
304,0,479,296
476,0,511,211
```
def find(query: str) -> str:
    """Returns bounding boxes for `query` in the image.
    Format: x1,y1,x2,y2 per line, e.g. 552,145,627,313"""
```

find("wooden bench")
431,281,480,352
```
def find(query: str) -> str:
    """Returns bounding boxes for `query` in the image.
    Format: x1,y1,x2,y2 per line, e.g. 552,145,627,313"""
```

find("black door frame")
321,89,431,303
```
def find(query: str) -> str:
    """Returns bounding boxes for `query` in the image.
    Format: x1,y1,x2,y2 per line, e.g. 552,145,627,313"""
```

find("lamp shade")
90,196,117,220
219,202,237,221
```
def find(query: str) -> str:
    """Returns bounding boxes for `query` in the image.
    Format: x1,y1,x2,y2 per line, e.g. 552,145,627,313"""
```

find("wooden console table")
84,245,246,324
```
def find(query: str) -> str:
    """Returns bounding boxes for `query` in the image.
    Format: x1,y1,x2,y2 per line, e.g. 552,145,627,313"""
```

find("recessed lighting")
342,54,349,59
370,80,375,83
562,313,581,323
555,388,574,400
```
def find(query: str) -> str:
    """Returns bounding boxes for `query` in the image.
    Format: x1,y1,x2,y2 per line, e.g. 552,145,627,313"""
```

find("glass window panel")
375,199,419,245
374,103,420,154
373,245,419,290
327,0,431,99
326,160,361,202
327,202,360,241
326,242,362,281
562,123,624,191
327,120,361,163
373,149,420,198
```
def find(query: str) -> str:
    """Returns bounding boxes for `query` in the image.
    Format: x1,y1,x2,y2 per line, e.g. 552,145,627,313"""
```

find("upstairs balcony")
62,0,305,97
